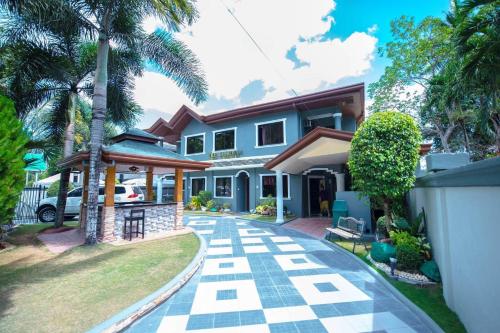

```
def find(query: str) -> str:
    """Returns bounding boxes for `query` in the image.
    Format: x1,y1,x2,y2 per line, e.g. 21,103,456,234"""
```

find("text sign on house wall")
209,150,242,160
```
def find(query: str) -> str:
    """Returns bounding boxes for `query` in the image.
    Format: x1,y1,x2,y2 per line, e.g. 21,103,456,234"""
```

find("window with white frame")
190,177,206,196
185,133,205,155
214,176,232,198
255,119,286,147
213,128,236,151
260,174,290,199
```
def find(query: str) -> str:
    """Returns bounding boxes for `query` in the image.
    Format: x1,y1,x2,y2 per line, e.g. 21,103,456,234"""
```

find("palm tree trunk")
85,34,109,245
55,92,77,228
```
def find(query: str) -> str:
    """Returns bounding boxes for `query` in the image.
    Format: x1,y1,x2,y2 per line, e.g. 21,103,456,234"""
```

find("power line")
218,0,300,98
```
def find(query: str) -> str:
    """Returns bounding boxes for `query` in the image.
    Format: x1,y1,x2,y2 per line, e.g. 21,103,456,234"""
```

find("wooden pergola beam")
146,167,154,201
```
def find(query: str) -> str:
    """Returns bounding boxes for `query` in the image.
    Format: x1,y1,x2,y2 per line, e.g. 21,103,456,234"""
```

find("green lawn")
239,213,296,223
0,223,199,333
333,240,466,333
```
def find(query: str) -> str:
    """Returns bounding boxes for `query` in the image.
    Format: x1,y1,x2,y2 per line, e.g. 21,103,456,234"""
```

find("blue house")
148,83,371,225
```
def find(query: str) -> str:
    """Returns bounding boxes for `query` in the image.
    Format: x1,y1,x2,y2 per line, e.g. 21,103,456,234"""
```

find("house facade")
148,83,369,223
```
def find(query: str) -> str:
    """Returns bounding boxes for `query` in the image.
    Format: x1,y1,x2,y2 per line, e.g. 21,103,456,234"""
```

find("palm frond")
142,29,207,104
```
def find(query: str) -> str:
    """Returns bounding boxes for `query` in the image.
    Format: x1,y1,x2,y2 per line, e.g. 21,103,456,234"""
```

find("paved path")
37,228,84,254
125,216,430,333
284,218,331,239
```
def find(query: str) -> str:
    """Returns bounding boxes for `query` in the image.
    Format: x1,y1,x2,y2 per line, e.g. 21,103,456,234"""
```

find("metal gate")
13,186,47,224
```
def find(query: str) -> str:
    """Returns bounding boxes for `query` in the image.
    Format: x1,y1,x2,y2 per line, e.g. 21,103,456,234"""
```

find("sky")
135,0,451,128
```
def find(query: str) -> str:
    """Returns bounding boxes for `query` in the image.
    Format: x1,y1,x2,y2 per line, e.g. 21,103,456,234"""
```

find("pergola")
59,129,211,242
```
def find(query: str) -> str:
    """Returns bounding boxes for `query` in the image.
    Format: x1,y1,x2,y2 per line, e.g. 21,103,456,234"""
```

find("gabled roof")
147,83,365,144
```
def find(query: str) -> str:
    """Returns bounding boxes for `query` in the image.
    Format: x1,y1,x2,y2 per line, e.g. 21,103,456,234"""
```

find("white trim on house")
254,118,287,148
203,154,277,163
235,170,250,177
212,127,237,153
213,175,234,199
184,132,206,156
302,168,337,175
259,173,291,200
206,164,265,171
189,176,207,197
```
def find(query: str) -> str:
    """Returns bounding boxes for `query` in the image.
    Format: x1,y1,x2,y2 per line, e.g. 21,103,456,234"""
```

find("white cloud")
135,0,378,123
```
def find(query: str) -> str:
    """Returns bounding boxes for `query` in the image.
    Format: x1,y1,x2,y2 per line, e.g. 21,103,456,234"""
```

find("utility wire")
218,0,300,98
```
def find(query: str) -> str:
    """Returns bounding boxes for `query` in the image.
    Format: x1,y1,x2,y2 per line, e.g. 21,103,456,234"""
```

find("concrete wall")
408,157,500,333
336,191,372,232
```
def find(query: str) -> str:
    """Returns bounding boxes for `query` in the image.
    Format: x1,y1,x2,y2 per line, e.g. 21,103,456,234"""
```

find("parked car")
36,185,144,223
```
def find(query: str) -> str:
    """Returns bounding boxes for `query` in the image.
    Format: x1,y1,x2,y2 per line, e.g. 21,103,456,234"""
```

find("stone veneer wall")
113,203,177,240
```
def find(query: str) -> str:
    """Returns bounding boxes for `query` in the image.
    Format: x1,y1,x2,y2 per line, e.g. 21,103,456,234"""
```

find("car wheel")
38,206,56,223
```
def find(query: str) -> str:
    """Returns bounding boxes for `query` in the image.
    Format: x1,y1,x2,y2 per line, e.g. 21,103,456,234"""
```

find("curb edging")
319,239,445,333
87,231,207,333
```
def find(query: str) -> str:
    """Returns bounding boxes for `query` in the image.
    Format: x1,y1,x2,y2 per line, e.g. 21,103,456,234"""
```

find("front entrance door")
236,172,249,212
308,176,324,216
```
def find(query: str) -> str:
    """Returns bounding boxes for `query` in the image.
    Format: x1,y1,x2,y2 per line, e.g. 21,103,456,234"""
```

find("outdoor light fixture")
129,166,139,173
389,257,398,277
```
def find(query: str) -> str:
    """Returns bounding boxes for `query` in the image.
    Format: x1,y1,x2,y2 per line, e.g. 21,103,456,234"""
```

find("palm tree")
1,0,208,243
1,7,142,228
452,0,500,154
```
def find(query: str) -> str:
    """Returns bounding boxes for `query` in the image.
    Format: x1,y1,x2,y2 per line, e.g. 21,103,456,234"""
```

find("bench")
325,216,368,253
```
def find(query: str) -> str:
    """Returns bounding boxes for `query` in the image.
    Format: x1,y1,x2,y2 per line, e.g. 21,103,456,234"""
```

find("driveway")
125,216,432,333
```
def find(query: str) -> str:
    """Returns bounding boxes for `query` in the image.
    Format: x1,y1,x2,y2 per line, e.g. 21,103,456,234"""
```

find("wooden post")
80,166,90,229
102,164,117,242
174,168,184,230
146,167,154,201
174,168,183,203
104,165,116,207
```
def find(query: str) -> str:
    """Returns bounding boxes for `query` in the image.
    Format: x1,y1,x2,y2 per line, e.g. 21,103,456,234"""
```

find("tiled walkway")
284,218,332,239
125,216,431,333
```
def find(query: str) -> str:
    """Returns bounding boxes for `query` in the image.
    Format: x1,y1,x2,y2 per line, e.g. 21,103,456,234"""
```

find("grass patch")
240,214,295,223
332,239,466,333
0,223,199,333
184,210,231,216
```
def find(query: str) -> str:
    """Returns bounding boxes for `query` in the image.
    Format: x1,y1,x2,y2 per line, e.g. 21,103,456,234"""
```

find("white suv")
37,185,144,222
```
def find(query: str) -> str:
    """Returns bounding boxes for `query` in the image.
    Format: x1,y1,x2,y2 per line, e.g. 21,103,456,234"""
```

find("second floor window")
214,128,235,151
256,119,285,147
186,133,204,155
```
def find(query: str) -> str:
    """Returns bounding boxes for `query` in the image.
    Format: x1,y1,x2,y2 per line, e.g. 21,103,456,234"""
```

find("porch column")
275,170,284,223
333,112,342,130
102,164,116,242
335,173,345,192
156,175,163,204
174,168,184,229
146,167,154,201
80,166,90,229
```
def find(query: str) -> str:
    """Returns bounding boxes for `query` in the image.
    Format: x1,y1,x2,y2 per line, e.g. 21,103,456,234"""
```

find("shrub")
261,195,276,207
197,191,212,206
222,202,231,210
0,96,28,227
206,199,216,210
348,111,422,232
189,196,202,210
396,242,423,271
255,205,266,214
47,179,75,197
390,230,418,247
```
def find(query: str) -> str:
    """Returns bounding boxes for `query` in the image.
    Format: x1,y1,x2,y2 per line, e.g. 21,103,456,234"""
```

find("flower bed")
367,254,434,284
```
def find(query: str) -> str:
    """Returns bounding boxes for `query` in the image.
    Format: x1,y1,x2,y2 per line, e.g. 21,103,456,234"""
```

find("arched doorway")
236,171,250,212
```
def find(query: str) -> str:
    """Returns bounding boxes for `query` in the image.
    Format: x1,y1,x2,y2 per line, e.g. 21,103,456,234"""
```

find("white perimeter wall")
408,185,500,333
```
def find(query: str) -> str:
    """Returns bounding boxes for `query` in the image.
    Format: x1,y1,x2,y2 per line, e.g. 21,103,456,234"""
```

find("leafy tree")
0,7,142,228
0,96,28,230
348,111,422,231
453,0,500,154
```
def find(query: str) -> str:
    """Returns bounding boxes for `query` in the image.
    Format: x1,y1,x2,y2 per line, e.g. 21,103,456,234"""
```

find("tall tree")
1,7,142,227
79,1,208,244
453,0,500,154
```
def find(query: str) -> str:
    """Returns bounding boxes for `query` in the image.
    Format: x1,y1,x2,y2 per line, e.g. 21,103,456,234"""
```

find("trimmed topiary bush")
0,96,28,227
348,111,422,232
